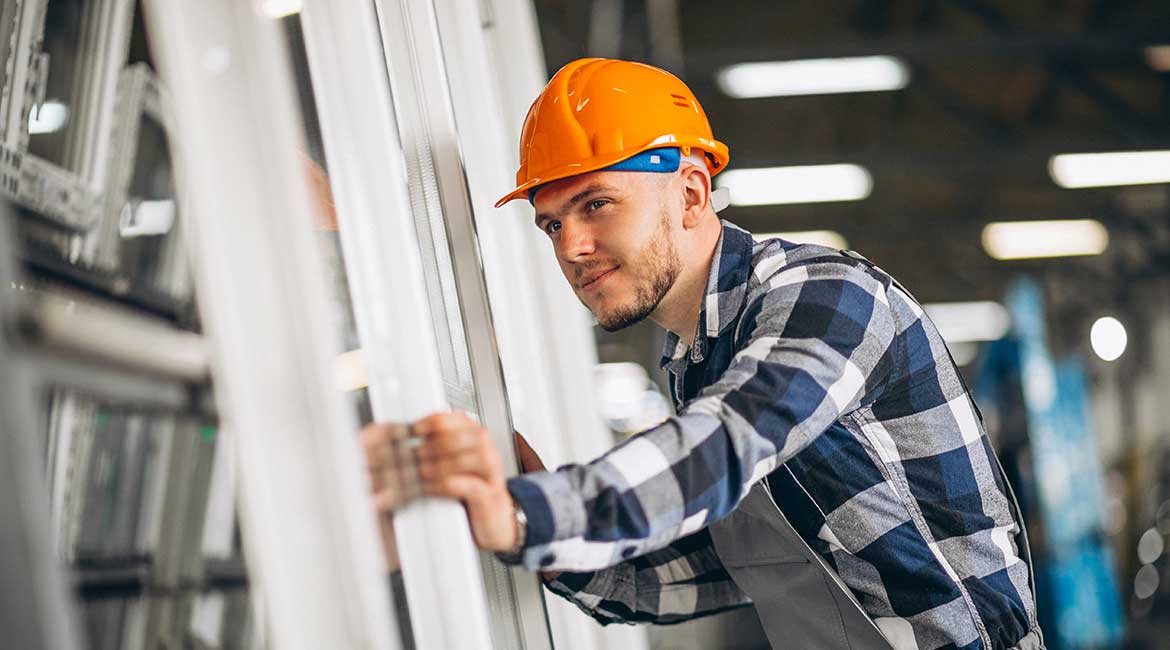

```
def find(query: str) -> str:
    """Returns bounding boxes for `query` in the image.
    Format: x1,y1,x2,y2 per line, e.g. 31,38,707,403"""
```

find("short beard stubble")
593,212,681,332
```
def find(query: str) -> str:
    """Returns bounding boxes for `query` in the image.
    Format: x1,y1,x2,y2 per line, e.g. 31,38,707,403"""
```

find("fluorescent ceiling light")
260,0,301,18
717,164,872,206
717,56,910,98
754,230,849,249
1138,528,1164,565
593,363,672,435
1090,316,1127,361
981,219,1108,260
1049,150,1170,188
1135,564,1159,600
922,301,1010,343
28,100,68,134
948,341,980,366
1146,45,1170,72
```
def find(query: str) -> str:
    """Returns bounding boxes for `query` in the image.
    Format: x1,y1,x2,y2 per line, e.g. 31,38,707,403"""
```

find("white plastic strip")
297,1,494,649
384,1,556,648
449,1,648,649
140,2,399,649
62,0,136,187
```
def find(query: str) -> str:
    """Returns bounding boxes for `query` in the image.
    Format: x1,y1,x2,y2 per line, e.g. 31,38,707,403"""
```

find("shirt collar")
659,220,755,372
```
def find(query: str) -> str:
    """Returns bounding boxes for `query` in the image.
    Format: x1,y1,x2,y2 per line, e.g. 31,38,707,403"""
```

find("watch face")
510,500,528,555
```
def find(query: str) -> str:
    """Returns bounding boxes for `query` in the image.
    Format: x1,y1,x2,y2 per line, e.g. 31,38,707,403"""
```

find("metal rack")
3,1,643,649
0,0,103,232
0,2,253,649
1,251,251,650
141,1,401,649
0,201,84,650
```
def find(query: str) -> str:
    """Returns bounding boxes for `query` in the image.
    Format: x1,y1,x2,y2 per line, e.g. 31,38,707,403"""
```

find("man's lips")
580,267,618,291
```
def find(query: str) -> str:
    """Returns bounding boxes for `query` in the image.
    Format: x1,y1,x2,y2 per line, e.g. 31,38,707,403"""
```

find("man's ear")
679,164,711,229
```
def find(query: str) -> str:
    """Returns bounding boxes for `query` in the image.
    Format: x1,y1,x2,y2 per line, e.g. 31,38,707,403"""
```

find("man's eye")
545,220,562,234
586,199,609,212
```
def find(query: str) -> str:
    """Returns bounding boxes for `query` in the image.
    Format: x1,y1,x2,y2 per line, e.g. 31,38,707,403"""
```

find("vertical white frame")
140,2,400,649
441,2,650,648
0,0,103,232
0,0,45,150
299,0,535,647
62,0,136,188
0,206,83,650
369,0,562,648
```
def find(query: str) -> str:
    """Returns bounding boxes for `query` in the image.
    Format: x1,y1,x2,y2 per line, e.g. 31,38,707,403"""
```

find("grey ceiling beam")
943,0,1170,140
684,31,1166,74
723,138,1170,176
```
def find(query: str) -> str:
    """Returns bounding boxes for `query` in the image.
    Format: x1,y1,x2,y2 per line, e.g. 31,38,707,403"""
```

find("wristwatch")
495,496,528,565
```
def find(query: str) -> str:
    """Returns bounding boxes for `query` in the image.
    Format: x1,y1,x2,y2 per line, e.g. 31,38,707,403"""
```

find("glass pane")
110,87,189,306
28,0,83,167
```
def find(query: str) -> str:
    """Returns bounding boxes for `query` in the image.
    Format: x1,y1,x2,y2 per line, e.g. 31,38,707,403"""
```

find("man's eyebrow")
534,184,615,227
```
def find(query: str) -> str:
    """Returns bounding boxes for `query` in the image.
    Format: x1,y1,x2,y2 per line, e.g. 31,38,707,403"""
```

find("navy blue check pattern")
506,221,1038,650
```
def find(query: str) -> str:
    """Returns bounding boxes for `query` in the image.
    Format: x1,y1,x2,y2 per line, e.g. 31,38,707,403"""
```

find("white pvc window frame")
62,0,136,189
140,2,400,649
300,0,560,647
0,0,103,231
431,2,648,649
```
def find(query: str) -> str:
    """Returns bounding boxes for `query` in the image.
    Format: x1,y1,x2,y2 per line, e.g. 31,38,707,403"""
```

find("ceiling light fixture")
1146,45,1170,72
28,100,68,134
717,56,910,98
922,301,1010,343
1090,316,1127,362
981,219,1109,260
1049,150,1170,188
753,230,849,249
717,164,873,206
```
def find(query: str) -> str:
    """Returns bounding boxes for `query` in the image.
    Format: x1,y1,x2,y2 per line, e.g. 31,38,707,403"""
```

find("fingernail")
397,436,424,450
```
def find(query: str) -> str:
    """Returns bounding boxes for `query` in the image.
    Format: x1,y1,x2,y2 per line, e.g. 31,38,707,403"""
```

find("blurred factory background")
1,1,1167,649
547,2,1170,649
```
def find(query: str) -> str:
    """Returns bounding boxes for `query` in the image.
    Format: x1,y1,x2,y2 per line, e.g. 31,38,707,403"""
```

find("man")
364,58,1044,650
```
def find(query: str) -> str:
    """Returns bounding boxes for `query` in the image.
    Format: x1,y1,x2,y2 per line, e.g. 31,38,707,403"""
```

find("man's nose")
558,220,596,262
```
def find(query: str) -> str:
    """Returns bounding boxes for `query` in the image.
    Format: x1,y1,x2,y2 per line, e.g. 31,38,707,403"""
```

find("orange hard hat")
495,58,730,208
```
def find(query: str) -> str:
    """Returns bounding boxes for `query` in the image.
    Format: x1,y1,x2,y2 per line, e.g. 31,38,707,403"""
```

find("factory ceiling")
532,0,1170,308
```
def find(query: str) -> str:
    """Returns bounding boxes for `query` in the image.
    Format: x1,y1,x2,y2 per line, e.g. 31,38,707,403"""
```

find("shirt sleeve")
542,529,751,625
507,261,897,572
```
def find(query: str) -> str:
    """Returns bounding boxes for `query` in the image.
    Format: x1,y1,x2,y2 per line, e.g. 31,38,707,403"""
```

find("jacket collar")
659,220,754,373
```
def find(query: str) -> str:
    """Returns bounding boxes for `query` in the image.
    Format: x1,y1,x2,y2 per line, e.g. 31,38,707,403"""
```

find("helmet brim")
495,138,729,208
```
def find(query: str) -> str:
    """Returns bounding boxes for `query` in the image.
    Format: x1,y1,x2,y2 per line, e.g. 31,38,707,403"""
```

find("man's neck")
651,217,722,345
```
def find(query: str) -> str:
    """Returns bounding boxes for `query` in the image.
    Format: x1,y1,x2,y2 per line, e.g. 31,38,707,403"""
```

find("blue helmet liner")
528,147,683,204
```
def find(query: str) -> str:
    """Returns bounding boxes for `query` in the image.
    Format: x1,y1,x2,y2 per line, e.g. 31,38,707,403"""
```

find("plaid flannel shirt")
506,220,1038,650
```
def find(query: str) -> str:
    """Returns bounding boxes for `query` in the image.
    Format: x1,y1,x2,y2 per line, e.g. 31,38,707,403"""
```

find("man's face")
533,170,682,332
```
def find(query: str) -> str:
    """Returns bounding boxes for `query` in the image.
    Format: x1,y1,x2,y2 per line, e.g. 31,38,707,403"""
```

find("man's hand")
302,152,338,231
513,431,546,473
412,412,520,552
361,421,417,571
361,421,417,512
362,414,554,559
